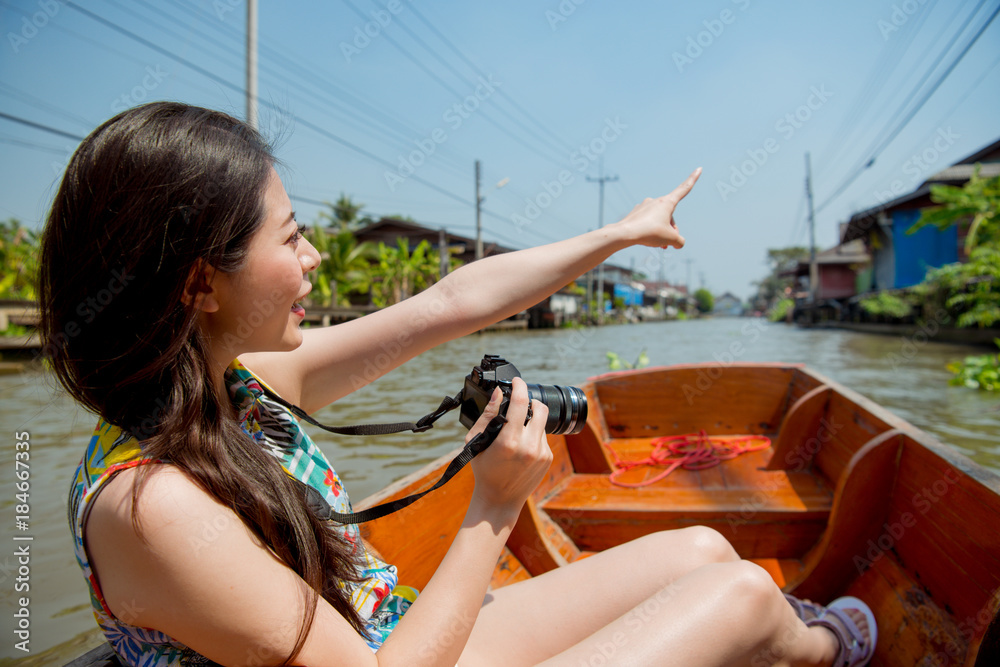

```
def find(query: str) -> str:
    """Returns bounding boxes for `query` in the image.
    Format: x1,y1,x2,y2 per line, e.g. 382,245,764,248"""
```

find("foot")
783,593,825,623
806,596,877,667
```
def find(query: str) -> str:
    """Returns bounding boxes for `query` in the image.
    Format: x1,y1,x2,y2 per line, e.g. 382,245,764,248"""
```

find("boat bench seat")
539,445,833,559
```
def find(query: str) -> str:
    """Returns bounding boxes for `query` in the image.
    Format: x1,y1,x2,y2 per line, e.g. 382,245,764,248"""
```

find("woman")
41,102,875,666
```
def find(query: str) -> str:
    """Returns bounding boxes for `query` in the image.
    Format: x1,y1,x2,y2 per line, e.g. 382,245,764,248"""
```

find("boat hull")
359,363,1000,667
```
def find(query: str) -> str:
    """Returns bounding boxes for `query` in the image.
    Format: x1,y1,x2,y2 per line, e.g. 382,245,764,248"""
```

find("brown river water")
1,318,998,663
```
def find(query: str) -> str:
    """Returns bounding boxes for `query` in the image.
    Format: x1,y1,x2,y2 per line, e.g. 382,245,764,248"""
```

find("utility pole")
585,229,594,324
475,159,483,260
657,258,665,315
246,0,258,130
586,158,618,322
805,152,817,303
683,258,694,315
439,227,448,279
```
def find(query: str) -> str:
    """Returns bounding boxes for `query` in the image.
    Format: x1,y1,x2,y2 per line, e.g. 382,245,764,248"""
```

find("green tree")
304,224,377,307
694,288,714,313
370,239,443,307
751,246,808,311
907,165,1000,253
0,219,39,301
921,244,1000,328
317,194,372,231
906,165,1000,329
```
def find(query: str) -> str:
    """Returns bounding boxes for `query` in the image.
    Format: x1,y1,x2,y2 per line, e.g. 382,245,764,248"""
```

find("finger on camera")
504,378,531,427
466,387,503,443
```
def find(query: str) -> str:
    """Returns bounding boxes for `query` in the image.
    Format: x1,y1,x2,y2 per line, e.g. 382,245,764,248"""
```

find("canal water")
1,318,998,663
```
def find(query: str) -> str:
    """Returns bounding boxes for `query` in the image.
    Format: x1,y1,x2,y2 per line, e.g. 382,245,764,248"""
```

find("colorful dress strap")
67,359,418,666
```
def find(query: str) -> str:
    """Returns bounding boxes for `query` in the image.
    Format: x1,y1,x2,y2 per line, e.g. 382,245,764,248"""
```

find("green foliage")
675,309,688,321
606,349,649,370
370,239,461,307
304,224,377,307
0,219,39,301
947,340,1000,392
316,194,372,231
859,291,914,319
921,242,1000,328
767,298,795,322
1,323,31,337
693,288,714,313
907,165,1000,254
751,246,807,312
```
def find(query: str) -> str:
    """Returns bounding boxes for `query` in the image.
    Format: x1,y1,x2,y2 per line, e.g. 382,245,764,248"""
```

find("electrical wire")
120,0,473,181
340,0,570,170
813,0,943,181
403,2,577,156
814,0,999,214
368,0,572,160
57,1,490,213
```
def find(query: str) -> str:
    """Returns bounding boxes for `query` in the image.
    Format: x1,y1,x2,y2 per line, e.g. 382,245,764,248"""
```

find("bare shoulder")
87,463,226,539
236,351,304,403
85,464,246,620
84,464,377,665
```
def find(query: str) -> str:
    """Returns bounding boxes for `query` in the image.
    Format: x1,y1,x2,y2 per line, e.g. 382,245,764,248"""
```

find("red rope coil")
609,430,772,488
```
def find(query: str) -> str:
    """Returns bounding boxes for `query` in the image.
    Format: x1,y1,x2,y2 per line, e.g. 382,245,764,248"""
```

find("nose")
300,236,321,273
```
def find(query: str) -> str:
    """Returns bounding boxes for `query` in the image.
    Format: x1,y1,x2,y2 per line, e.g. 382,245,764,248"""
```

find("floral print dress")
68,359,418,666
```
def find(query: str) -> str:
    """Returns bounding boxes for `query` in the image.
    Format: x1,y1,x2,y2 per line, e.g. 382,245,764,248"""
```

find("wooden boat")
69,363,1000,666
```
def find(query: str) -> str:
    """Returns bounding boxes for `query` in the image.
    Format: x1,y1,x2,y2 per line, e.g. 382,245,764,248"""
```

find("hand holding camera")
465,376,552,518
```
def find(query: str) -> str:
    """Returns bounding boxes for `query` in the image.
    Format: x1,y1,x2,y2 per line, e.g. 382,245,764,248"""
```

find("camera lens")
525,384,588,435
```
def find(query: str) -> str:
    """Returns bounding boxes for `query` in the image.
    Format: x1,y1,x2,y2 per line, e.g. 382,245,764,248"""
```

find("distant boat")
69,363,1000,666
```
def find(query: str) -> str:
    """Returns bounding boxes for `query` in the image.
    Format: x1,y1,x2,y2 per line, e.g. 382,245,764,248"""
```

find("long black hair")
39,102,367,663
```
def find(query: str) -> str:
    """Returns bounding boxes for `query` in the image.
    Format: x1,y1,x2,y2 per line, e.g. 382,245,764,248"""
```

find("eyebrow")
281,211,297,227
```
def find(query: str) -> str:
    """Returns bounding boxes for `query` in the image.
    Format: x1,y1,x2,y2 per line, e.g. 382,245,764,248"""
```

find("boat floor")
491,435,834,591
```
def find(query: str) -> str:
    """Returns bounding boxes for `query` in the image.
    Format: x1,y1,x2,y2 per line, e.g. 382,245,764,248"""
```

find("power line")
384,0,575,158
814,0,999,214
120,0,472,179
0,135,68,154
813,0,944,181
404,3,576,156
57,2,490,213
0,112,85,142
340,0,570,170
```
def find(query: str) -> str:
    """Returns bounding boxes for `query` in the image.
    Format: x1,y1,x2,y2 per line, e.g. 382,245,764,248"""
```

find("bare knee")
720,561,797,654
672,526,739,564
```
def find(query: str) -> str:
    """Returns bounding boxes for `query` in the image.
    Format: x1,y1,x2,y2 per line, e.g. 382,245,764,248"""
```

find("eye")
288,223,306,246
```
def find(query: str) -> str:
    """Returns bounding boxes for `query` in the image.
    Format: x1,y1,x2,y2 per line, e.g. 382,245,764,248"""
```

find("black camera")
458,355,588,435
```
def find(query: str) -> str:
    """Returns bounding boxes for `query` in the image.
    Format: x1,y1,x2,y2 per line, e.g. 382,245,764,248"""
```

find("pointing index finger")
664,167,702,203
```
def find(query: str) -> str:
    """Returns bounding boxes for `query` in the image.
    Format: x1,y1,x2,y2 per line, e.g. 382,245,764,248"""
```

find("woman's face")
202,168,321,358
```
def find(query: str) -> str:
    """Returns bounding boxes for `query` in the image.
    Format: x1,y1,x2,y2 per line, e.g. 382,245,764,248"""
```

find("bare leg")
461,527,740,662
459,529,862,666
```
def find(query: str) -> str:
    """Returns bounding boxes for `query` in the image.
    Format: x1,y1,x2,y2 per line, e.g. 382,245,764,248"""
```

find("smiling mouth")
292,284,312,313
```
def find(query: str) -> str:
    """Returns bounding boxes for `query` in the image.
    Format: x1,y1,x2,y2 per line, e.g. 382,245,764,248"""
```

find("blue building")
713,292,744,317
842,139,1000,291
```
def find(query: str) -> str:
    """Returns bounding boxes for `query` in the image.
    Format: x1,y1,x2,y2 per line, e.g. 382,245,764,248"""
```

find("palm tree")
371,239,443,307
319,194,370,231
0,219,39,301
304,224,377,307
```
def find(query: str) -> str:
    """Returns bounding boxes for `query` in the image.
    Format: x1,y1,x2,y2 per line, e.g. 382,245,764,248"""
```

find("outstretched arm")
244,168,700,412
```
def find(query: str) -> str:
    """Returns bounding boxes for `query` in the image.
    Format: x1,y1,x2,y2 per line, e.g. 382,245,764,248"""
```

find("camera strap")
257,384,510,525
302,414,508,525
259,385,465,436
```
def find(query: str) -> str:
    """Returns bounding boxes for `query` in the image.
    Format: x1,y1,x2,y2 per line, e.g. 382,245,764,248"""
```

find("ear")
181,261,220,312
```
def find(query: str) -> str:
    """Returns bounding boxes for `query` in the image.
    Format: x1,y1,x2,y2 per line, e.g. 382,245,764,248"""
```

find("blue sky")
2,0,998,299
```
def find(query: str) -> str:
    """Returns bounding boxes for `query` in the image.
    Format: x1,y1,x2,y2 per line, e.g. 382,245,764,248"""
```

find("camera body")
459,354,588,435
